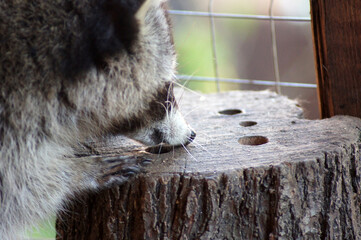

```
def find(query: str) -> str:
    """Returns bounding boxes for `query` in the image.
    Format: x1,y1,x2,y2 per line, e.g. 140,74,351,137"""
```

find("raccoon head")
123,0,196,147
126,83,196,147
96,0,196,147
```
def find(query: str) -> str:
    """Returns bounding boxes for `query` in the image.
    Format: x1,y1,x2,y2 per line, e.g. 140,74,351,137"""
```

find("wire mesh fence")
169,0,318,119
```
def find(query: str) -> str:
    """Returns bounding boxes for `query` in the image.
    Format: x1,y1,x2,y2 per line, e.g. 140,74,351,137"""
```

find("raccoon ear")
135,0,163,25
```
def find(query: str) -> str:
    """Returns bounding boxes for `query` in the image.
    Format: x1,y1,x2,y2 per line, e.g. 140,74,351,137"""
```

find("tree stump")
56,90,361,240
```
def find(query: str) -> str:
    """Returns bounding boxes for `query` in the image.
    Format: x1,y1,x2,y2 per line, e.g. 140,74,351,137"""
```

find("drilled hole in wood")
240,121,257,127
238,136,269,146
145,145,173,154
218,109,243,115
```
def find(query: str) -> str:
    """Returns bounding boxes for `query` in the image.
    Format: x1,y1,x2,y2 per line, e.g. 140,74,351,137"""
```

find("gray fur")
0,0,195,239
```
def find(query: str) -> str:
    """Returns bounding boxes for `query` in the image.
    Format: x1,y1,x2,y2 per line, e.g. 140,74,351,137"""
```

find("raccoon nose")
187,130,196,145
190,130,196,141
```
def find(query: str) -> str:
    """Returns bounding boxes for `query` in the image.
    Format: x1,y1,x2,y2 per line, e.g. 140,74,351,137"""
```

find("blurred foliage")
173,17,241,93
26,217,56,239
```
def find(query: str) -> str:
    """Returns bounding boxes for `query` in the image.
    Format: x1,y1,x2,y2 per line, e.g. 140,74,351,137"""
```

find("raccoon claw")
98,155,152,187
140,158,152,166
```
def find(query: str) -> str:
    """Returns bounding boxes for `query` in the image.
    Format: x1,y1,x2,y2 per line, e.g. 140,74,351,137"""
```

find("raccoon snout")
151,128,196,147
128,109,195,147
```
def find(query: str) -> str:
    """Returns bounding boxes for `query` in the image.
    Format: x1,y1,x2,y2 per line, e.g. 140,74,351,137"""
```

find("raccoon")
0,0,195,238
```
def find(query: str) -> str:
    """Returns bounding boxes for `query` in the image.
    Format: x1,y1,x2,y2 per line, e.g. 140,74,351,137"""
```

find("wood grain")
56,90,361,239
310,0,361,118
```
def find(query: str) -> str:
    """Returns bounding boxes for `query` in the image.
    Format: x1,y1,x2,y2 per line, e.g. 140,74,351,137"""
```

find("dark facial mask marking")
107,82,177,135
150,128,164,145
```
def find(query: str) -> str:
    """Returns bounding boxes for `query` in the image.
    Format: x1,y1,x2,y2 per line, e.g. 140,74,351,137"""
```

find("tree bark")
56,90,361,240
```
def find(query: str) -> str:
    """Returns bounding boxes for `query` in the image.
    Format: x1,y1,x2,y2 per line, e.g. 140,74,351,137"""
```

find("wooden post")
56,90,361,239
310,0,361,118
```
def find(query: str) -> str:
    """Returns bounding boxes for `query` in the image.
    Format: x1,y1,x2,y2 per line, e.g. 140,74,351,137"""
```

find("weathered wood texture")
310,0,361,118
56,90,361,240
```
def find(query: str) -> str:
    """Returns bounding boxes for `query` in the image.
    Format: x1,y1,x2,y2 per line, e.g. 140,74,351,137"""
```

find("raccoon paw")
98,155,152,187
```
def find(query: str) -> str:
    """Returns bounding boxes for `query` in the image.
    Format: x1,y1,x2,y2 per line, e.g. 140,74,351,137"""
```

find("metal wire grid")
169,1,316,93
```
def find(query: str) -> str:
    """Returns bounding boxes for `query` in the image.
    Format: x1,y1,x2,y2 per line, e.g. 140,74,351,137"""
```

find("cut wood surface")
56,90,361,240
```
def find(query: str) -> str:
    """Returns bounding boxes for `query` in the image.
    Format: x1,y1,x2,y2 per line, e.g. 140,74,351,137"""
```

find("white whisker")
181,143,197,162
174,80,206,99
167,82,173,107
183,104,204,117
157,143,163,157
193,131,213,139
195,132,233,150
190,139,214,157
173,73,205,107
